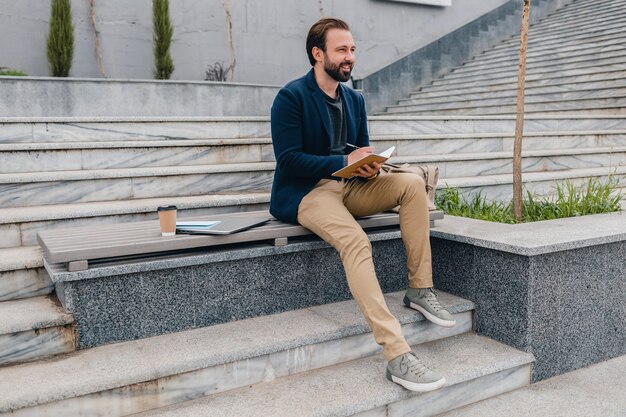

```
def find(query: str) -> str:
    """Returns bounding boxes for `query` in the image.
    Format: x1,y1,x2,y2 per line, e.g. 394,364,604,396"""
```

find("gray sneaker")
404,287,456,327
386,351,446,392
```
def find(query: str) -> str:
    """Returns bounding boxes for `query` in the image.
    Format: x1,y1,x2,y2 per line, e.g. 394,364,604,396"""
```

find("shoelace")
400,352,429,378
419,288,444,312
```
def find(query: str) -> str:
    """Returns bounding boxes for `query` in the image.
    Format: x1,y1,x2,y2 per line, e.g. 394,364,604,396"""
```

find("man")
270,17,455,392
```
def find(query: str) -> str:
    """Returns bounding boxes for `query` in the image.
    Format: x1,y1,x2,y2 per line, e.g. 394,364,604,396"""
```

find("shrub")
153,0,174,80
205,62,233,82
436,176,623,224
47,0,74,77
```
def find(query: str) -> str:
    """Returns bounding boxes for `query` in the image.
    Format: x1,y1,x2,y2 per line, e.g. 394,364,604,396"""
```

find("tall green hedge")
153,0,174,79
47,0,74,77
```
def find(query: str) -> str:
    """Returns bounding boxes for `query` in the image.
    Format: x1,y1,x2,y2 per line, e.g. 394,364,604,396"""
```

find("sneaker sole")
405,299,456,328
387,371,447,392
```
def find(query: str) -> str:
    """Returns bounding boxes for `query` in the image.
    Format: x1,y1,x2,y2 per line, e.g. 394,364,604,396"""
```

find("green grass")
436,176,623,224
0,68,28,76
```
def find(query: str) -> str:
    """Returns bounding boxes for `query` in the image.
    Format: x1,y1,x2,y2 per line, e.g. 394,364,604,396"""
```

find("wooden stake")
513,0,531,222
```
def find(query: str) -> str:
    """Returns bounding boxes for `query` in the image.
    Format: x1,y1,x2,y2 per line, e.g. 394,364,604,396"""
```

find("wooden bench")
38,210,444,272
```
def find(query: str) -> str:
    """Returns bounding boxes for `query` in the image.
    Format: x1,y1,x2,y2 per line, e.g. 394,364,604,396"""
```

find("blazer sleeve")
271,88,346,179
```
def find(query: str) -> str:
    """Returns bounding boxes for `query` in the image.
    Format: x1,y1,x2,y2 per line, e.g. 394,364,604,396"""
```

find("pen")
346,143,359,149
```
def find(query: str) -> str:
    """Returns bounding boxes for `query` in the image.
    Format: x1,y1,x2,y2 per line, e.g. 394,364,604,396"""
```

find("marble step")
389,146,626,180
463,31,622,65
0,291,475,416
0,246,52,301
0,139,274,173
427,66,626,91
437,354,626,417
443,53,626,82
459,41,626,73
520,0,626,31
0,116,271,144
367,115,626,136
383,97,626,116
370,131,626,155
136,334,534,417
395,87,626,110
441,165,626,201
5,116,626,143
505,9,626,42
490,22,626,53
448,50,626,79
0,163,276,208
407,78,626,102
0,296,75,367
0,193,271,248
430,63,626,89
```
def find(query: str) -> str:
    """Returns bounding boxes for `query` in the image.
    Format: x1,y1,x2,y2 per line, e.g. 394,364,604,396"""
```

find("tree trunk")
513,0,531,222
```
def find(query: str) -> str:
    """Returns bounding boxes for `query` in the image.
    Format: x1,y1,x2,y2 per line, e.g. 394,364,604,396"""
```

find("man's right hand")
347,146,380,178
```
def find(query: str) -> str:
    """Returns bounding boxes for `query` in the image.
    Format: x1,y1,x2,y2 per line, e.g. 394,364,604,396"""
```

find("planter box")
430,213,625,382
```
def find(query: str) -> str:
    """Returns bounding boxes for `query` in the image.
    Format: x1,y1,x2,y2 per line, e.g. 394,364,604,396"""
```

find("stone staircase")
0,290,537,416
383,0,626,116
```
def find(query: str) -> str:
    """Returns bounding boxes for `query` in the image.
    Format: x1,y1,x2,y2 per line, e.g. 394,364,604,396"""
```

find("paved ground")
439,354,626,417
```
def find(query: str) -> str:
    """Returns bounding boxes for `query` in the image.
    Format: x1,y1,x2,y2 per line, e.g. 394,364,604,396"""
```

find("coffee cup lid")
157,205,177,211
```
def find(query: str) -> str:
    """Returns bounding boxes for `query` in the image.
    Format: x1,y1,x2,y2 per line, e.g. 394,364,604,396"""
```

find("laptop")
176,215,270,235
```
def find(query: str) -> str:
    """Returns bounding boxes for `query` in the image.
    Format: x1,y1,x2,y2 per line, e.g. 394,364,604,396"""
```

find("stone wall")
0,0,508,85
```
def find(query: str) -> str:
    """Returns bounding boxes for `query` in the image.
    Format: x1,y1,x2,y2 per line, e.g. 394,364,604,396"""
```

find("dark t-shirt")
322,90,348,157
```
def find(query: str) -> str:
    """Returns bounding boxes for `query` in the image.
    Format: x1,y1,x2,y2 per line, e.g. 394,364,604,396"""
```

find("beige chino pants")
297,173,434,361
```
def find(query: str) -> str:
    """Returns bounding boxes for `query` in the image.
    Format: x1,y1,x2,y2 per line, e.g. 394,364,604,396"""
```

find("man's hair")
306,17,350,66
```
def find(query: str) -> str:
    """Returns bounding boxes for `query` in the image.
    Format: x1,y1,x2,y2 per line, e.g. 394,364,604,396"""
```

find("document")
332,146,395,179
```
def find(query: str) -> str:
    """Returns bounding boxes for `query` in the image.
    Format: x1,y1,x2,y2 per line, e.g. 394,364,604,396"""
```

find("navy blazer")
269,69,370,224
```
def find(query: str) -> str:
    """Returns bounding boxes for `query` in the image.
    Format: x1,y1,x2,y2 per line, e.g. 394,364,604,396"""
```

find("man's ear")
312,46,324,64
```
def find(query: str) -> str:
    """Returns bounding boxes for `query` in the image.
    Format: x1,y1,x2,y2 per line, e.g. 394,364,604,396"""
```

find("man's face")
320,28,356,82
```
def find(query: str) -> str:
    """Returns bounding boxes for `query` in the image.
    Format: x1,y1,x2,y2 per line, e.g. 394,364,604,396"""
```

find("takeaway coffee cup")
157,205,177,236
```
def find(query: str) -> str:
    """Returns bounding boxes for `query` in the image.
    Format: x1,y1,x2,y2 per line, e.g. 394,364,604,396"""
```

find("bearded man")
269,17,455,392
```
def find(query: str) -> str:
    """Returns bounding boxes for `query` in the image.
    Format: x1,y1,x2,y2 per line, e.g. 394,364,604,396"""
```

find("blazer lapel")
306,70,333,143
339,85,356,146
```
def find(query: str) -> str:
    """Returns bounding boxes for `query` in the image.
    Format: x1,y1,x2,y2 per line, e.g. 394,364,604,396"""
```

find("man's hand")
347,146,381,178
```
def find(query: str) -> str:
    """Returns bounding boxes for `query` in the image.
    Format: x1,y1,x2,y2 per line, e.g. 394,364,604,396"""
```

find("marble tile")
0,326,74,366
0,123,34,143
0,149,83,173
80,144,265,169
0,268,53,301
0,179,134,208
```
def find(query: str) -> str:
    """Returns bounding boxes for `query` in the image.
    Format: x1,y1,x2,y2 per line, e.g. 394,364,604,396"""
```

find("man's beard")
324,57,353,82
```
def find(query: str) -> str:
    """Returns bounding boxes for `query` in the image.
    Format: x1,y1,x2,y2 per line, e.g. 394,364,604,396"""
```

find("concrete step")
0,296,74,367
0,193,271,248
426,68,626,92
384,97,626,116
0,163,276,208
0,138,274,173
438,354,626,417
136,334,533,417
405,79,626,103
0,246,52,301
0,290,475,416
390,146,626,179
442,165,626,201
0,116,271,144
443,53,626,82
395,87,626,110
459,41,626,73
540,0,626,18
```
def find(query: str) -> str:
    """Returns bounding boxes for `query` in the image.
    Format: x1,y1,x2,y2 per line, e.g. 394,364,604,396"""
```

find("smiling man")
269,17,454,392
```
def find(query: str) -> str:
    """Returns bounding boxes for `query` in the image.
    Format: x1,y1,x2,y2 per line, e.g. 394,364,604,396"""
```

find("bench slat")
38,211,443,265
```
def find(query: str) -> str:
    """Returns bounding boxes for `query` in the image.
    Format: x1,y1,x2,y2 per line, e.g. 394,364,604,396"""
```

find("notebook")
176,215,270,235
